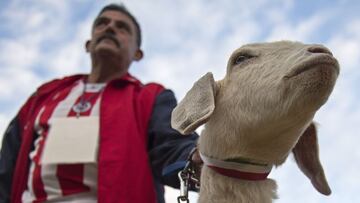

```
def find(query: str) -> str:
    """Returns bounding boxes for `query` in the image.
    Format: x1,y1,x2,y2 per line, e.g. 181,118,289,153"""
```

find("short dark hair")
96,4,142,47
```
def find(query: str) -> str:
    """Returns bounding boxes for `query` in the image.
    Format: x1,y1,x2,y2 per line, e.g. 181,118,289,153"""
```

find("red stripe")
31,83,78,202
56,92,101,195
56,164,90,195
67,92,102,117
32,165,47,202
208,165,270,181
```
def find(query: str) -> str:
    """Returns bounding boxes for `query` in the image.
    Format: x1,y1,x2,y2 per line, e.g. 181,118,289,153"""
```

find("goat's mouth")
284,54,339,79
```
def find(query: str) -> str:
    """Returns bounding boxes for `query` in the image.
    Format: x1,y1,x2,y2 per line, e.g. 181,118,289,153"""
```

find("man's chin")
94,47,119,58
94,45,120,56
97,41,119,49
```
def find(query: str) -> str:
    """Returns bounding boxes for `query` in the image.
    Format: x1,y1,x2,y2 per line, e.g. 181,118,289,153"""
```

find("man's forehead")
97,10,134,24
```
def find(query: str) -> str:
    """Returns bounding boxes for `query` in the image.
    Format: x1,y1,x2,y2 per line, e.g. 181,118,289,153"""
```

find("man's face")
87,10,141,62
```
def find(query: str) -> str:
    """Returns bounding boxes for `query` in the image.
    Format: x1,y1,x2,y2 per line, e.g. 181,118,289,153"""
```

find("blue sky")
0,0,359,202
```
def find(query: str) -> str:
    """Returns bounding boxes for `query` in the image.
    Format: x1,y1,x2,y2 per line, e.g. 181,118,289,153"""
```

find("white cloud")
0,39,39,69
0,68,40,100
2,0,69,34
266,13,330,42
0,1,74,140
47,19,92,77
328,20,360,73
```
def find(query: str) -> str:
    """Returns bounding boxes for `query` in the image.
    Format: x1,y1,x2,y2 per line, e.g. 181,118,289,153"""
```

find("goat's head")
224,41,338,122
172,41,339,195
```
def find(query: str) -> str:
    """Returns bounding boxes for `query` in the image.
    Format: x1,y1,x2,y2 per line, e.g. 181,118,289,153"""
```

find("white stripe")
200,153,272,174
50,81,84,118
23,80,100,202
41,165,63,200
90,95,101,117
45,192,97,203
85,83,106,93
34,106,45,134
83,163,98,195
83,92,100,193
21,163,37,203
41,81,85,199
22,106,46,203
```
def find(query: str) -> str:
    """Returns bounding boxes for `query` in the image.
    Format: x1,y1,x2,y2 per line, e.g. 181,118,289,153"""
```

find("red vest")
11,74,164,203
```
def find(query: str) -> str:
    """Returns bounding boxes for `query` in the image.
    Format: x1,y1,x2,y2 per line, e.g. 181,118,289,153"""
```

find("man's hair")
96,4,142,48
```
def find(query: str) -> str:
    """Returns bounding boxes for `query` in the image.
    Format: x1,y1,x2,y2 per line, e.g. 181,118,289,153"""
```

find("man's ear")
133,49,144,61
85,40,91,53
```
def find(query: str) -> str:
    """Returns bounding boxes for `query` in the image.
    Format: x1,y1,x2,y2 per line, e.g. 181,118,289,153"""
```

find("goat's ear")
171,72,217,135
292,122,331,195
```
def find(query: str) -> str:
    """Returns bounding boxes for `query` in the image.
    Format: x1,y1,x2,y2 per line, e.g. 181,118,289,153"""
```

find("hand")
190,148,203,189
191,147,203,165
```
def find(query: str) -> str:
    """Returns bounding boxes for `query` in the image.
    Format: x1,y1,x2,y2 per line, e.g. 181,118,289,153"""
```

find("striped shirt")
21,80,105,203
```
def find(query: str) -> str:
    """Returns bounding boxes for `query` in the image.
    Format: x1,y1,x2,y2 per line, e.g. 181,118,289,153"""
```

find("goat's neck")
198,166,277,203
200,152,272,181
200,113,313,165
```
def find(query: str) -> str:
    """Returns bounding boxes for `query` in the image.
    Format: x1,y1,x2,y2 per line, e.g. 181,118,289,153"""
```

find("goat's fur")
172,41,339,202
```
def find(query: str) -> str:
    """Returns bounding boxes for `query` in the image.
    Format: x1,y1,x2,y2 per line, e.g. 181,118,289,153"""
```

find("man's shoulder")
127,73,165,95
36,74,85,94
143,82,165,89
17,74,85,120
126,73,164,90
138,82,165,99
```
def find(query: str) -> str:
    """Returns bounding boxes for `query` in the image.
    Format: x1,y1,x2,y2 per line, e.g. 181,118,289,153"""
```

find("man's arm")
0,117,22,203
148,90,199,188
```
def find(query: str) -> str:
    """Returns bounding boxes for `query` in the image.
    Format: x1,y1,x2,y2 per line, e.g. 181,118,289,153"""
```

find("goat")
171,41,339,203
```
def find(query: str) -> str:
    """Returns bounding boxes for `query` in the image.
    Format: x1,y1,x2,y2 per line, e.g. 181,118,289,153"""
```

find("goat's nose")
307,45,333,56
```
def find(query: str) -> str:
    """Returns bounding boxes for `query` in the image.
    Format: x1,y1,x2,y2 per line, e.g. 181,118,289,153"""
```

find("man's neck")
88,69,127,83
88,57,130,83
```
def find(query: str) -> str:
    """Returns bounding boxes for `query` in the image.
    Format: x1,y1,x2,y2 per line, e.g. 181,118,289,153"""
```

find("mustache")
96,33,121,47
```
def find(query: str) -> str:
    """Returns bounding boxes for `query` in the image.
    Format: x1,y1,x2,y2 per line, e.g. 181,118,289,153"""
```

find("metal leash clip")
177,168,190,203
177,148,201,203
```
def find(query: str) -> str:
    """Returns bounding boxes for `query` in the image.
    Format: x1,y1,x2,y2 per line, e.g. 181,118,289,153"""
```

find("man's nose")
105,21,116,34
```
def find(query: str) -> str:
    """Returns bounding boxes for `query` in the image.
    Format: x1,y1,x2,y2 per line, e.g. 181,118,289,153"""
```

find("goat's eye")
234,54,254,65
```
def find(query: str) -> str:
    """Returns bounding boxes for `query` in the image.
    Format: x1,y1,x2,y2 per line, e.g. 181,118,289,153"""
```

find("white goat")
171,41,339,203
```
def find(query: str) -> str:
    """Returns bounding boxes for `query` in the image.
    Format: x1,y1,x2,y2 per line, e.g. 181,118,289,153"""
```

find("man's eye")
95,22,103,27
116,22,131,34
95,19,107,27
234,54,254,65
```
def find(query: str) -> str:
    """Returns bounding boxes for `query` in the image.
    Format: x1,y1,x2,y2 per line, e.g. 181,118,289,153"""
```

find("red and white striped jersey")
21,80,105,203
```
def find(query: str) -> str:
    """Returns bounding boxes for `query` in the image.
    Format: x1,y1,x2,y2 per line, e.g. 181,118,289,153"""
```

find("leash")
177,148,200,203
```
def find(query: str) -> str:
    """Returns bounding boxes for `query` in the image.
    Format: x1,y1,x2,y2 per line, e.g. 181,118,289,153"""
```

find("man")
0,4,199,203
